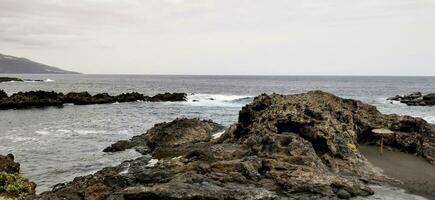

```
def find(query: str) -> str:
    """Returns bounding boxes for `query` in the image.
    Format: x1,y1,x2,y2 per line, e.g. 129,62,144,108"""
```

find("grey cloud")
0,0,434,75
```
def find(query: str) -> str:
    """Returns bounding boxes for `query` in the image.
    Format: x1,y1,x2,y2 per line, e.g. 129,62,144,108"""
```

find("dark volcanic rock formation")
0,154,20,174
37,91,435,200
148,92,187,102
0,91,187,110
0,77,23,83
0,154,36,199
388,92,435,106
0,91,64,109
0,77,45,83
0,90,7,100
104,118,225,154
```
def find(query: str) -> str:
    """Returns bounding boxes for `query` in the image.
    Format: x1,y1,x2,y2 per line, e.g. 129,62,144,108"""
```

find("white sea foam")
171,156,183,160
44,79,55,82
212,131,225,139
426,116,435,124
57,129,72,134
35,130,50,135
146,159,159,167
8,136,38,143
74,130,107,135
187,93,252,107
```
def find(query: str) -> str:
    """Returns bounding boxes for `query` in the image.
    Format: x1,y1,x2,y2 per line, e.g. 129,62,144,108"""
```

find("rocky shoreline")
0,154,36,199
11,90,428,200
0,90,187,110
388,92,435,106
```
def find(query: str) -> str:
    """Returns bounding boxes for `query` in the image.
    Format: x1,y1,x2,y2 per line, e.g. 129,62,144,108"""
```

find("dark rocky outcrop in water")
36,91,435,200
0,77,23,83
388,92,435,106
104,118,225,154
0,91,187,110
147,92,188,102
0,77,47,83
0,154,36,199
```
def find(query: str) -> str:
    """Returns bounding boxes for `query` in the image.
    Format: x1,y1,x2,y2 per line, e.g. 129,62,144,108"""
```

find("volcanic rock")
104,118,225,154
388,92,435,106
0,91,64,109
37,91,435,200
116,92,146,103
0,91,187,110
0,154,20,174
0,154,36,199
0,77,23,83
0,90,7,100
149,92,187,102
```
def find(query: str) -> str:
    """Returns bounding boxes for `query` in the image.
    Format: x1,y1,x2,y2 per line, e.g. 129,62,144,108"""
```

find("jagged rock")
62,92,93,105
386,95,401,101
0,91,64,109
0,90,7,100
0,77,23,83
423,93,435,105
0,154,20,174
0,91,187,110
104,118,225,154
0,154,36,199
116,92,146,103
37,91,435,200
388,92,435,106
149,92,187,102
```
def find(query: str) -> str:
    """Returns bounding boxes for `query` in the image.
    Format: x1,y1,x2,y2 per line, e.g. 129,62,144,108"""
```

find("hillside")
0,53,79,74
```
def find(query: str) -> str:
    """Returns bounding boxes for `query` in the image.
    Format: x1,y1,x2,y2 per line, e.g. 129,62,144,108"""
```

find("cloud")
0,0,434,75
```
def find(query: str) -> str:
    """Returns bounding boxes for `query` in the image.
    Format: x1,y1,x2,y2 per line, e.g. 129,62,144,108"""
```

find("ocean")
0,74,434,194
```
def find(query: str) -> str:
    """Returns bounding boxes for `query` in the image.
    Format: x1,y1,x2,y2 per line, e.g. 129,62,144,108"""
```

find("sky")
0,0,434,75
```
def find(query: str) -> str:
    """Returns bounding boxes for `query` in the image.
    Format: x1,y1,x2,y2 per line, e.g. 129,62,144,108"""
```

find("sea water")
0,74,434,194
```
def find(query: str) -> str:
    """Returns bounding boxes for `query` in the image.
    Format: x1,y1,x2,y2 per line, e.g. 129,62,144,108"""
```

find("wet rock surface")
0,91,187,110
37,91,435,200
388,92,435,106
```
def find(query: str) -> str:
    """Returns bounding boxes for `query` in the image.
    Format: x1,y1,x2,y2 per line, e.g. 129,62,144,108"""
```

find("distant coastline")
0,53,80,74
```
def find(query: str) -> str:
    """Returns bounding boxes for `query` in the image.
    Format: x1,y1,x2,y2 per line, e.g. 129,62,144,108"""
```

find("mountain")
0,53,80,74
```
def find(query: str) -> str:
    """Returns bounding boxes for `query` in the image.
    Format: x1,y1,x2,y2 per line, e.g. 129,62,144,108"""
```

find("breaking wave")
186,94,253,107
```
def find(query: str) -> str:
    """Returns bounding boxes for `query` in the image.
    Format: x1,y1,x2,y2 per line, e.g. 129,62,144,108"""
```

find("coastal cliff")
0,54,79,74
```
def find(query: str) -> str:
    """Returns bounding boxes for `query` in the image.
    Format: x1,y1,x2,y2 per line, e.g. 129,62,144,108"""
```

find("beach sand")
360,145,435,200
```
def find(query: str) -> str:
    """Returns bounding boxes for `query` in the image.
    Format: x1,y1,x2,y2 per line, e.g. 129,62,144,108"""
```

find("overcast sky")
0,0,434,75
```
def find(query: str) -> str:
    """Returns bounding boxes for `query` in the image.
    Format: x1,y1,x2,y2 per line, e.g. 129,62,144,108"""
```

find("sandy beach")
360,145,435,200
